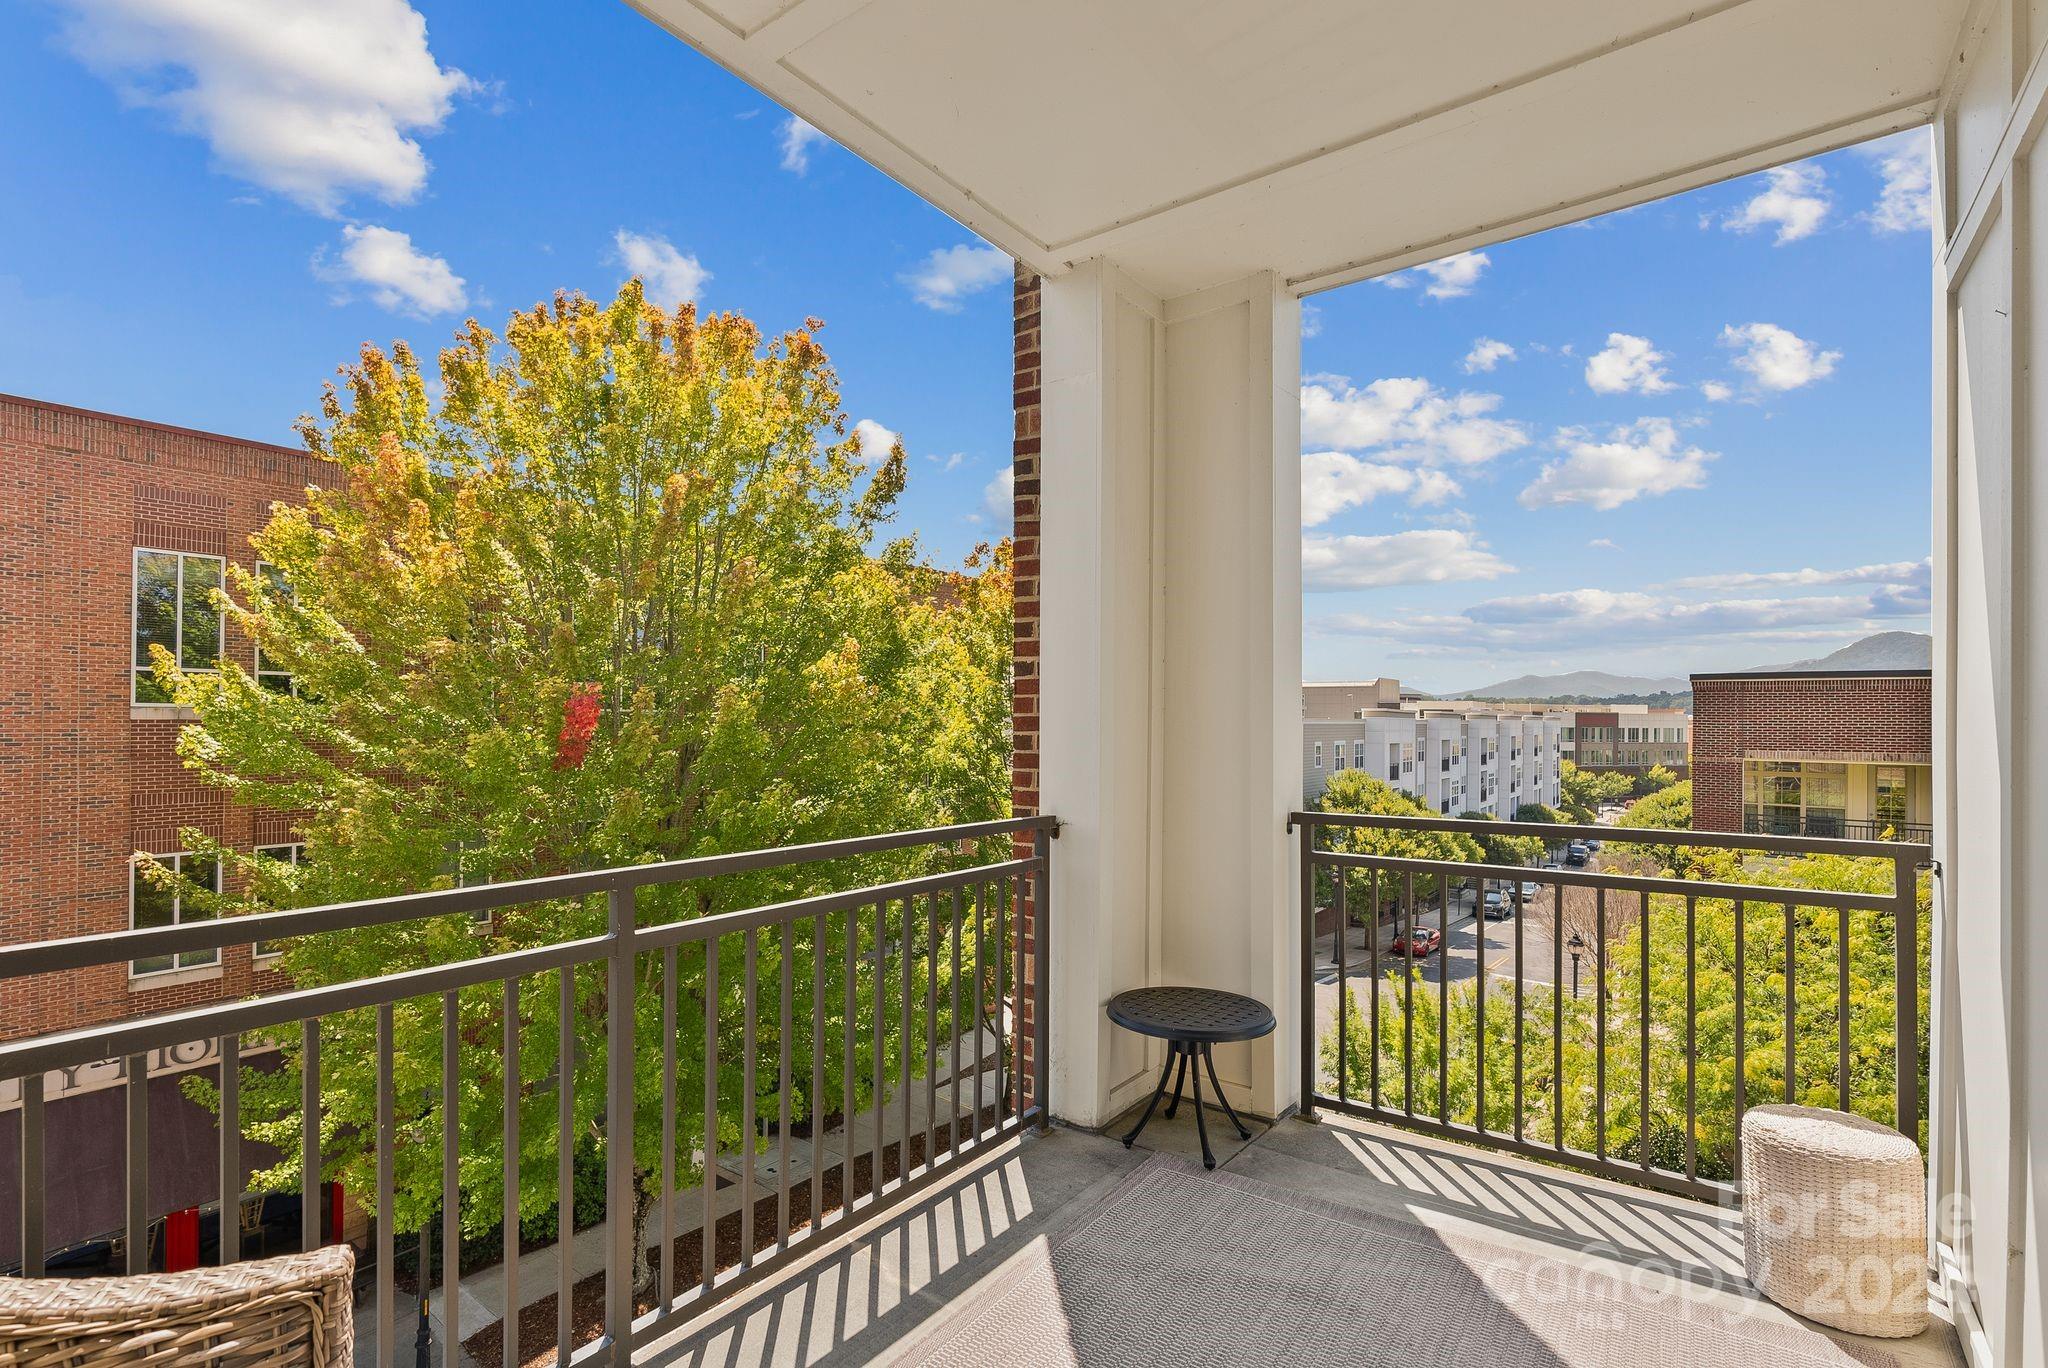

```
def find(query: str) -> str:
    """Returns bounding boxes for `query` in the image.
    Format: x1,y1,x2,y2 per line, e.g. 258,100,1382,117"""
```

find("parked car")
1565,842,1590,866
1518,880,1542,901
1585,838,1604,852
1482,885,1510,919
1390,927,1442,956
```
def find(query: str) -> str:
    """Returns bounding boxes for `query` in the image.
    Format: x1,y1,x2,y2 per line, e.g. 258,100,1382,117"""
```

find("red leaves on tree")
554,684,602,770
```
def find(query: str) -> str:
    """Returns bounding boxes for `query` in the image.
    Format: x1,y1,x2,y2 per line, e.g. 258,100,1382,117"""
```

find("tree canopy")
1557,760,1634,822
150,283,1014,1266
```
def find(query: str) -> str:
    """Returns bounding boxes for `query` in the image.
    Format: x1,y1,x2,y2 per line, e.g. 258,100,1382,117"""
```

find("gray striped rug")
892,1154,1905,1367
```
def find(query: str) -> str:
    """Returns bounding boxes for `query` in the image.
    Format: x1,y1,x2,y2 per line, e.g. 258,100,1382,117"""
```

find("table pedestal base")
1119,1040,1252,1169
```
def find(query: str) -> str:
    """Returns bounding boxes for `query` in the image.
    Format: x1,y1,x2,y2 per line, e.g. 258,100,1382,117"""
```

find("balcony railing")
1742,812,1932,844
1292,812,1927,1203
0,816,1054,1365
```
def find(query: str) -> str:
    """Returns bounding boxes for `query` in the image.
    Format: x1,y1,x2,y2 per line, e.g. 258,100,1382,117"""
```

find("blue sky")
1,2,1932,694
1303,143,1935,692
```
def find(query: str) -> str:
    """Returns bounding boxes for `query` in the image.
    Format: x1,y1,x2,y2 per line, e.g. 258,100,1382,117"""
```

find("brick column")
1011,263,1043,1112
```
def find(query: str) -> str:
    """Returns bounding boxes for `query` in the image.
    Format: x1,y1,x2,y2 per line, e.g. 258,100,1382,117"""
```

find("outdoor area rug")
891,1153,1905,1367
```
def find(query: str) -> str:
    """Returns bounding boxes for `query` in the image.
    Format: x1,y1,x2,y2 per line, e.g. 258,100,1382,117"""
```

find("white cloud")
613,230,709,310
1518,417,1715,512
1722,163,1830,244
1667,557,1928,596
1720,322,1840,391
900,244,1010,312
315,224,465,315
1317,585,1921,655
1380,250,1490,300
1700,380,1734,402
852,418,900,465
778,115,827,174
1302,529,1514,590
927,451,967,472
55,0,475,216
1588,538,1619,550
1858,129,1934,235
1462,338,1516,373
1299,453,1461,526
1298,375,1528,467
1300,302,1323,338
982,467,1015,522
1584,332,1677,395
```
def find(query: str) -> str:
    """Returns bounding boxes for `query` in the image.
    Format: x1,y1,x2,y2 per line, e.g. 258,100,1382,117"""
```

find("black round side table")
1106,986,1276,1169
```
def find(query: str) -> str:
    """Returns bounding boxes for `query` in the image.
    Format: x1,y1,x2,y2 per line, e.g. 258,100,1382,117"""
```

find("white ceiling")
627,0,1969,297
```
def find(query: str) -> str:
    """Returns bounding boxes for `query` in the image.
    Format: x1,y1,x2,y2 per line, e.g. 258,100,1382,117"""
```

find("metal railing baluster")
302,1020,321,1254
658,951,675,1313
442,992,460,1350
563,964,581,1357
740,928,757,1266
125,1052,148,1275
218,1033,239,1266
1784,901,1798,1104
20,1074,43,1277
376,1003,395,1368
778,921,794,1254
1639,893,1651,1172
502,979,520,1368
702,937,720,1293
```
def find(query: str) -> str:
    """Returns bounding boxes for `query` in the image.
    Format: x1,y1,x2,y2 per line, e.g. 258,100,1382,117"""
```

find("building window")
253,561,295,694
1875,766,1910,832
252,843,305,960
1746,760,1848,836
131,853,220,976
1314,741,1323,769
134,549,224,703
1332,746,1346,771
1352,740,1365,769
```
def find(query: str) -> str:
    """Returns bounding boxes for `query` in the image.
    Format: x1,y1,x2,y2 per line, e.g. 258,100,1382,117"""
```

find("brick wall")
1689,672,1933,832
1011,264,1042,1110
0,393,338,1041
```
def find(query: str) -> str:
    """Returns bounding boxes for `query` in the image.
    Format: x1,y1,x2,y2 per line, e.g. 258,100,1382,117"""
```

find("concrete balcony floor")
637,1105,1965,1367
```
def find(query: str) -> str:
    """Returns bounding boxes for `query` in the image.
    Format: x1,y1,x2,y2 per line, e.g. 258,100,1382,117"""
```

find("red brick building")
1689,670,1933,841
0,393,339,1039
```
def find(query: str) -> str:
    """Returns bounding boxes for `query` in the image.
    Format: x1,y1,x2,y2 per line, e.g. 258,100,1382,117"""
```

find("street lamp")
1566,931,1585,1001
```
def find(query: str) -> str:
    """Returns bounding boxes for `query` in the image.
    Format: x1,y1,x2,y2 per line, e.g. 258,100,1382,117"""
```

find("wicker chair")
0,1244,354,1366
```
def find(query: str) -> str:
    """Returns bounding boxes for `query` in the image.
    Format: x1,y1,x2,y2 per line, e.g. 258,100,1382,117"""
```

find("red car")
1389,927,1442,957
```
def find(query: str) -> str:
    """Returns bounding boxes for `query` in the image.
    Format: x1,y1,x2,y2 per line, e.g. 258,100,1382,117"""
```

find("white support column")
1039,261,1303,1128
1158,273,1303,1119
1038,260,1164,1129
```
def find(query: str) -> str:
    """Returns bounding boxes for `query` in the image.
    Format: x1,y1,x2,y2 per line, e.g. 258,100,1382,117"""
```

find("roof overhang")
626,0,1968,298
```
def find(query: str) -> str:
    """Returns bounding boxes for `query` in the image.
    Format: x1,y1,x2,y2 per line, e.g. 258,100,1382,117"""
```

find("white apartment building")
1301,684,1567,815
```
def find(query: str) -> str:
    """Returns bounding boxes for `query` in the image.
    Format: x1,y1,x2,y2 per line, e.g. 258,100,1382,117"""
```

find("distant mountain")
1450,670,1690,701
1744,631,1932,674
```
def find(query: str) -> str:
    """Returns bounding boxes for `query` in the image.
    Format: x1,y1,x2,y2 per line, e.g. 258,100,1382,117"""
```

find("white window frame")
253,560,295,695
130,851,221,978
133,548,226,704
1314,741,1324,769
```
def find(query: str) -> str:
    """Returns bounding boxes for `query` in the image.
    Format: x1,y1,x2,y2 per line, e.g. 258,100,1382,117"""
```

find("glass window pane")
132,862,176,930
180,557,222,668
135,552,178,668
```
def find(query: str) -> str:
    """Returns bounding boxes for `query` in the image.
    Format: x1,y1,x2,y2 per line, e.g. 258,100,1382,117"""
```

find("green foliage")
1455,811,1545,869
1512,803,1563,825
1315,772,1481,922
1633,763,1681,798
1319,851,1932,1180
155,284,1014,1248
1557,760,1632,823
1611,780,1695,871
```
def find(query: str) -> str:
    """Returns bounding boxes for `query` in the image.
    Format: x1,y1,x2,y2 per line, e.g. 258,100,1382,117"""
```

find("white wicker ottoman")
1741,1104,1928,1338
